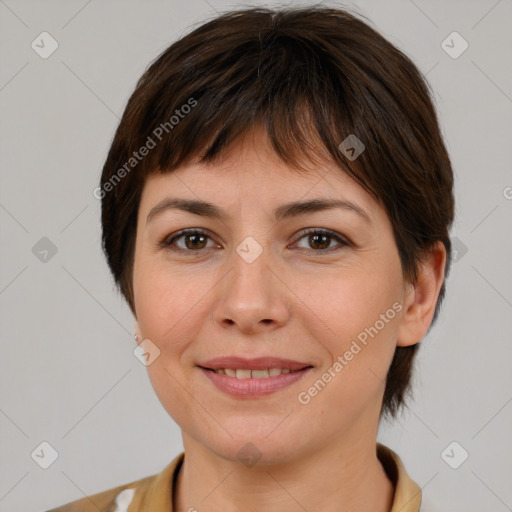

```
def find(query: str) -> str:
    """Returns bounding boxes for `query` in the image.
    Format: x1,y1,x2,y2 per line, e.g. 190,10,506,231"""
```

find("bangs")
124,24,371,192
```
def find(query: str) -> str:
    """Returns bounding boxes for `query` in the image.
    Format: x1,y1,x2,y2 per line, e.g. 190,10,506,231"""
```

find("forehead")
139,126,378,220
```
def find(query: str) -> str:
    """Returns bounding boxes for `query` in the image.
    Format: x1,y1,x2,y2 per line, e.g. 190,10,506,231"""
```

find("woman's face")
133,127,412,464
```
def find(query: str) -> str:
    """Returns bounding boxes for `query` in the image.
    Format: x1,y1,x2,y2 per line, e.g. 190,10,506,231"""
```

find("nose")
212,246,291,334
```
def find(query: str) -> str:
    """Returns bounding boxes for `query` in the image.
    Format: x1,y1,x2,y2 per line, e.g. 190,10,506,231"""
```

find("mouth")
199,367,310,378
197,356,314,398
198,356,313,372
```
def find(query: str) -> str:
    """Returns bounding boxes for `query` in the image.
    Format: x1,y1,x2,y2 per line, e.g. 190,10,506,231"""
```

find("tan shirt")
45,443,422,511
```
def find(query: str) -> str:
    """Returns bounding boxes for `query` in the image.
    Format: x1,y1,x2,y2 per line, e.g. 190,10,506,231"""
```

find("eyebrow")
146,197,371,225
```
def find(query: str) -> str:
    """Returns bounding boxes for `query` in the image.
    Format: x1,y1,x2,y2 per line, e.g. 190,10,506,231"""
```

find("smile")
208,368,301,378
199,366,313,398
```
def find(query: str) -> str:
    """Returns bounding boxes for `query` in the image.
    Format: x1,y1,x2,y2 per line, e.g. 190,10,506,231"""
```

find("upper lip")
199,356,313,371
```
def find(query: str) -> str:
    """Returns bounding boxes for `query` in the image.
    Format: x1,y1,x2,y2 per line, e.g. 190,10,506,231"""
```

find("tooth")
221,368,297,378
251,369,270,378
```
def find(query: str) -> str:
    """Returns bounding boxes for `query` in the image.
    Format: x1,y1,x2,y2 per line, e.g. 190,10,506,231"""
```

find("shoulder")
43,473,156,512
43,453,185,512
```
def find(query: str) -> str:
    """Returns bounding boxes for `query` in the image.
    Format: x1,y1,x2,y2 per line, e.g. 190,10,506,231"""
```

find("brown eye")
182,232,208,250
307,233,331,250
293,229,349,253
162,229,216,253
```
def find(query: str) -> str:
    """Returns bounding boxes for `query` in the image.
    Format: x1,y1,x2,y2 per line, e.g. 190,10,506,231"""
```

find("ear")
396,242,447,347
134,320,142,345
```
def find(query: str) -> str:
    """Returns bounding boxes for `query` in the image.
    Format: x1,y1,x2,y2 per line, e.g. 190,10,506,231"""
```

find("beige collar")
123,442,421,511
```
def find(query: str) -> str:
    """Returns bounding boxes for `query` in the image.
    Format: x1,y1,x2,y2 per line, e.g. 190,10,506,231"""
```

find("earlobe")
396,242,447,347
134,321,142,344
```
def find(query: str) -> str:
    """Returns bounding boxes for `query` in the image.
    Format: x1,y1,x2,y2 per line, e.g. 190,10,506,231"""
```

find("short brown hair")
99,6,454,421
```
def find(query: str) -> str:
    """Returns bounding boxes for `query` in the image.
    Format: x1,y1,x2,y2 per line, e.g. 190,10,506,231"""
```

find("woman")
48,5,453,511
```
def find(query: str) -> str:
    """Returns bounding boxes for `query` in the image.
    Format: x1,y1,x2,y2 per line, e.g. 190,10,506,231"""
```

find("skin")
132,125,446,512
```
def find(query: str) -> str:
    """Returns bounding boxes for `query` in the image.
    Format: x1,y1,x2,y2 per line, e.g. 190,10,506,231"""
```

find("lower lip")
199,367,313,398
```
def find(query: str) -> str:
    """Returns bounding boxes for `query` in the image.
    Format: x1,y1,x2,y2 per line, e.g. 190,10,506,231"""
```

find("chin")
203,427,307,468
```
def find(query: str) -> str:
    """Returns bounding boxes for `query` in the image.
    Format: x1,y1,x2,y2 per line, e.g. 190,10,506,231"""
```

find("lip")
199,356,312,371
199,366,313,398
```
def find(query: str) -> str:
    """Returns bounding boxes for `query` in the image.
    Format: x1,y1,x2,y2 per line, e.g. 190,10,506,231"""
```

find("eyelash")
159,228,351,255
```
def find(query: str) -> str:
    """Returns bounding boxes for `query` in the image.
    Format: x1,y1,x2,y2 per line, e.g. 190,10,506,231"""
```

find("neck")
173,433,395,512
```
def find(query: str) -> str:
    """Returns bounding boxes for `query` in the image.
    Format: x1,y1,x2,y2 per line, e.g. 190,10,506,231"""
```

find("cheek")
297,265,402,344
293,274,401,421
293,264,403,411
133,264,205,421
133,258,216,357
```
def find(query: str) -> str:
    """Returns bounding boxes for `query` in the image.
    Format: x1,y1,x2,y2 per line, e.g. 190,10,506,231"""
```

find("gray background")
0,0,511,510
